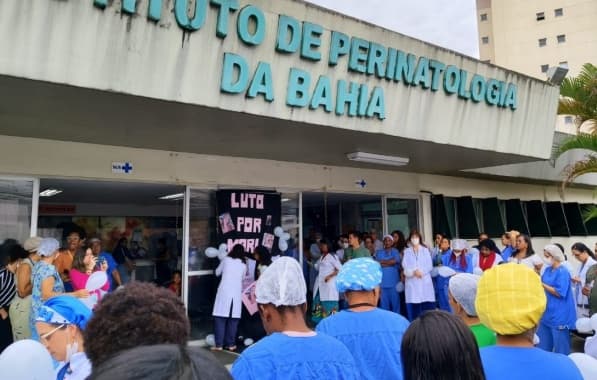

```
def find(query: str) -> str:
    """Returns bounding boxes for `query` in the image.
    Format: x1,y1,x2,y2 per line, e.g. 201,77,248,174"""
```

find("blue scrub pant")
537,322,571,355
380,287,400,313
436,277,451,312
214,317,240,348
406,302,436,321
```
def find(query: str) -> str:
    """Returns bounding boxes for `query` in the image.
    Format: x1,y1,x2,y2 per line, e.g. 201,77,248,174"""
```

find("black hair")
392,230,407,252
0,242,28,268
228,244,247,263
72,247,89,273
477,239,499,254
401,310,486,380
172,270,182,277
516,234,535,257
254,246,272,266
571,242,596,260
348,230,362,242
88,344,231,380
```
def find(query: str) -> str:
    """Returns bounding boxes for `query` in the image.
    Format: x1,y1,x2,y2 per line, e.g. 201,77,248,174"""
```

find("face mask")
544,257,553,266
411,238,420,246
342,243,349,249
454,251,462,257
65,329,78,363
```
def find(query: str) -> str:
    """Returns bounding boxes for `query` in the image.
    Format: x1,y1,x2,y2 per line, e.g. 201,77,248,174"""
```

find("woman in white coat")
212,244,247,352
311,240,342,324
402,230,435,321
572,242,597,318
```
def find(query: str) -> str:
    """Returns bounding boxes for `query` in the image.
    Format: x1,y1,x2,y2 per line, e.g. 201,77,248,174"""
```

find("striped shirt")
0,268,16,308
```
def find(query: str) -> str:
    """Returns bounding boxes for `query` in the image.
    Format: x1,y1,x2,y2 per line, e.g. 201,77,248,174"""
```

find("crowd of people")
1,228,597,379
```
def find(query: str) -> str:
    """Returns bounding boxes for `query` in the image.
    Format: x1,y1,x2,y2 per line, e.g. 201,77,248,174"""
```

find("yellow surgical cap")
475,263,546,335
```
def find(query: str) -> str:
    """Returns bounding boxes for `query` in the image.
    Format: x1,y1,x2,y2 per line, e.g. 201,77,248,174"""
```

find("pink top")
70,268,110,292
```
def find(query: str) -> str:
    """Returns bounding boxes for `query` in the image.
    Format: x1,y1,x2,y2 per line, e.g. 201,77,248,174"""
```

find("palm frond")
556,134,597,157
562,155,597,188
583,205,597,223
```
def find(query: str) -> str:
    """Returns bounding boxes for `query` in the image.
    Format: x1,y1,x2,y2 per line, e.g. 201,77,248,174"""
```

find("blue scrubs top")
231,332,358,380
501,246,514,262
481,346,583,380
100,252,118,291
374,248,400,288
441,253,473,274
541,265,576,329
316,308,410,380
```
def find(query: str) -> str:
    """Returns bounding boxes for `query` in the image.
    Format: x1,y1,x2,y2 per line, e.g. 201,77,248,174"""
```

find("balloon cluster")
274,226,291,252
205,243,228,260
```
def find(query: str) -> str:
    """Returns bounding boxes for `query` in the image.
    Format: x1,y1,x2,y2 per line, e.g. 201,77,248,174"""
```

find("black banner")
216,190,281,253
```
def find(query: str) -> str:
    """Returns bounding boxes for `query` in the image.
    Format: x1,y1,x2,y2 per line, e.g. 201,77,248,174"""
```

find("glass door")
384,196,420,236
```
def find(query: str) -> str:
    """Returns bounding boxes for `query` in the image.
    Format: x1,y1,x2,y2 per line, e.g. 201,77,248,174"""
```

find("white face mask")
411,238,420,246
65,329,79,363
544,257,553,266
342,243,349,249
454,251,462,257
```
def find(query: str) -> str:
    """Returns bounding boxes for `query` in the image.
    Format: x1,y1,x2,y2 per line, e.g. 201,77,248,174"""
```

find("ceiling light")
282,198,291,202
346,152,409,167
39,189,63,197
158,193,184,200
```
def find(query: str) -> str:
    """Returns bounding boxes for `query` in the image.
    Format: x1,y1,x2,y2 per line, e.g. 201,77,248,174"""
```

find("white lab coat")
313,253,342,302
577,257,597,306
212,257,247,318
403,246,435,304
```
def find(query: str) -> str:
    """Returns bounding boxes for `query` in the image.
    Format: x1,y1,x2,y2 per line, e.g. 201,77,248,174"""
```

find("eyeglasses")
39,324,65,342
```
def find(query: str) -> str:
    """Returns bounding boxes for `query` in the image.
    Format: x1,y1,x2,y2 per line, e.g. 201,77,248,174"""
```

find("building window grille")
538,38,547,47
557,34,566,43
564,116,574,124
536,12,545,21
480,13,488,21
541,64,549,73
555,8,563,17
481,36,489,44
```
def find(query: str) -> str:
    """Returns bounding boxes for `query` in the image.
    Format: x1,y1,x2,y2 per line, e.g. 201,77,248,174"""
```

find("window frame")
536,12,545,21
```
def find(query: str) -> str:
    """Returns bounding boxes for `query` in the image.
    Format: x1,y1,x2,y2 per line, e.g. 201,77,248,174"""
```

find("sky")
304,0,480,58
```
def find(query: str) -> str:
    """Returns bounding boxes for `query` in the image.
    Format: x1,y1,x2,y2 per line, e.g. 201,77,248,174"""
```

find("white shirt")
509,254,543,271
58,352,91,380
314,253,342,302
212,257,247,318
373,240,383,251
402,246,435,304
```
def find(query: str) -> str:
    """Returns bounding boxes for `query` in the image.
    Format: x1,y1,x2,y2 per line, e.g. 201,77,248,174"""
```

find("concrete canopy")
0,75,537,175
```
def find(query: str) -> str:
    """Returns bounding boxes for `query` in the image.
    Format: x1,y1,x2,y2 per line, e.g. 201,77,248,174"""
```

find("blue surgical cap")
36,296,92,331
336,258,382,293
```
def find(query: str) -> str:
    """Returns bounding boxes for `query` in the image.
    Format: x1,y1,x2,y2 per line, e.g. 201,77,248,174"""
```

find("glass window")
457,197,480,239
555,8,563,17
541,64,549,73
563,203,588,236
536,12,545,21
0,178,33,244
386,198,418,236
565,115,574,124
481,36,489,44
545,202,570,236
444,197,458,239
538,38,547,47
559,61,569,68
188,189,219,272
481,198,505,238
557,34,566,43
480,13,488,21
525,201,551,237
505,199,529,235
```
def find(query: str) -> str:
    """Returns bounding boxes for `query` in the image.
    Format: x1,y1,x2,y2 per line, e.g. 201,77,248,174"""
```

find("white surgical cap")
449,273,481,316
569,353,597,380
0,339,54,380
544,244,565,262
452,239,469,251
37,238,60,257
255,257,306,307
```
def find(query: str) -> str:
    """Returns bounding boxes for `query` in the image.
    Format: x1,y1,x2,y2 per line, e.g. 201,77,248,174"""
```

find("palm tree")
555,63,597,221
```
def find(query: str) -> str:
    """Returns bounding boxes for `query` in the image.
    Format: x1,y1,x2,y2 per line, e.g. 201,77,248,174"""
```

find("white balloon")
395,282,405,293
473,267,484,276
205,247,219,258
217,250,228,261
205,334,215,347
281,232,290,241
0,339,54,380
438,266,457,278
430,267,439,278
577,317,593,334
569,353,597,379
244,338,254,346
218,243,228,254
278,240,288,252
86,271,108,292
274,226,284,237
590,314,597,334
